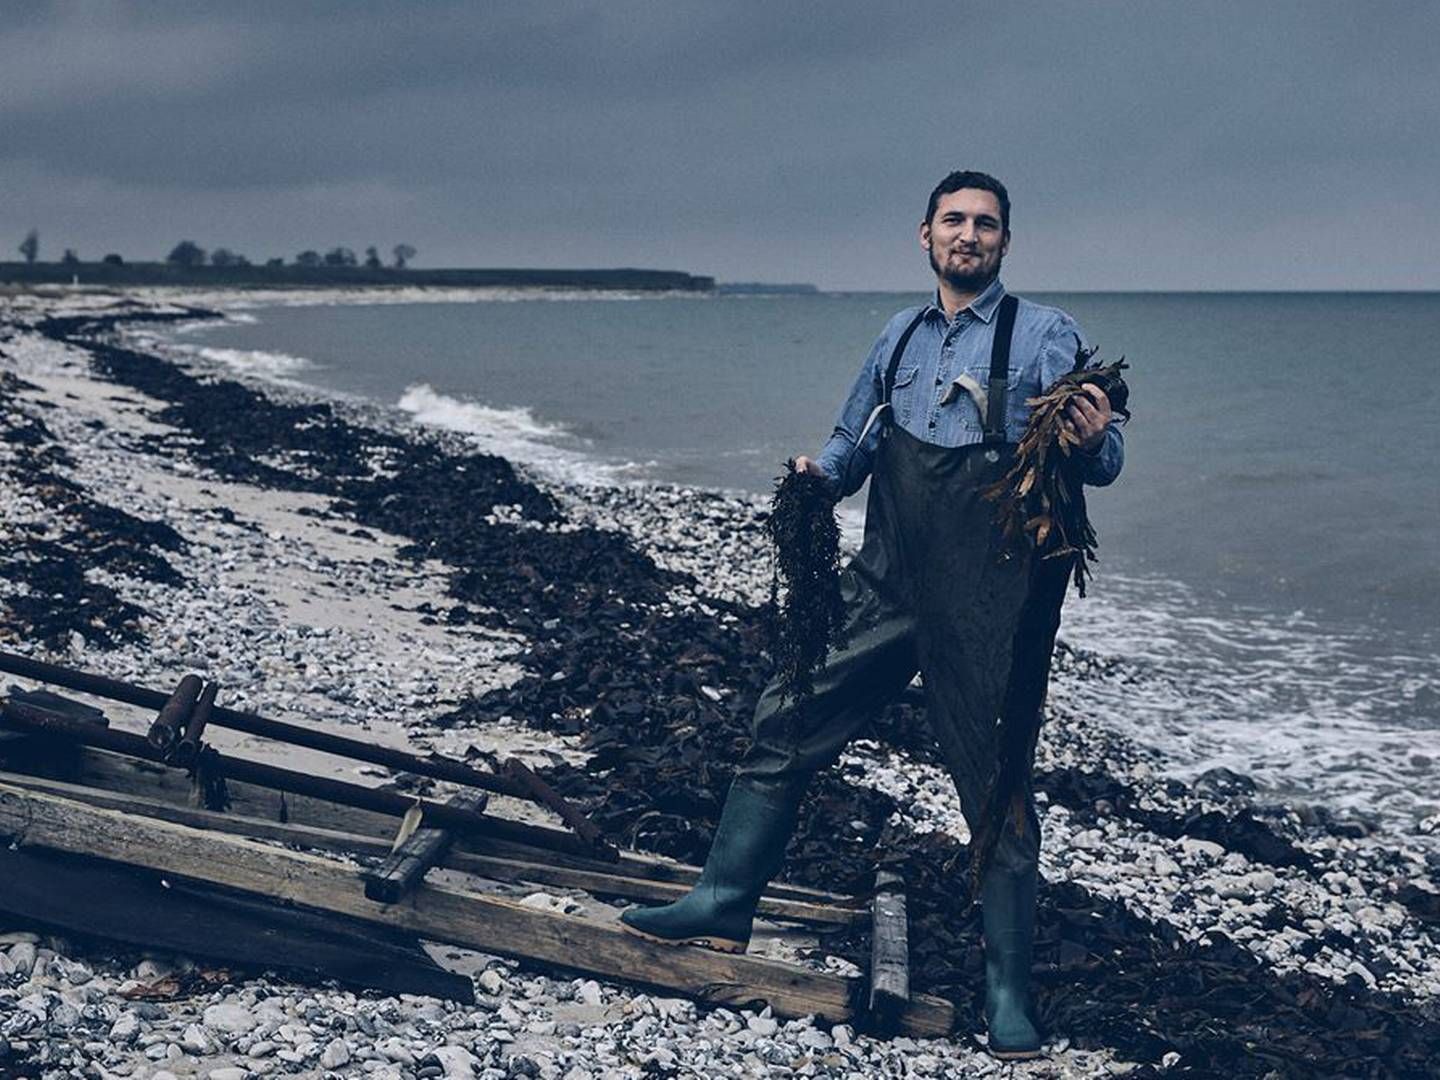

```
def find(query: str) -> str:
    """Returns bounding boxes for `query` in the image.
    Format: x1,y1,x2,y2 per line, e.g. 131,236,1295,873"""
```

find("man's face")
920,188,1009,292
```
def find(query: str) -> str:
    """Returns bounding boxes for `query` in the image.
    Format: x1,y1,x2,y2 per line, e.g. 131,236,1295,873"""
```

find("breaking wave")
397,383,657,486
187,345,317,380
1054,570,1440,837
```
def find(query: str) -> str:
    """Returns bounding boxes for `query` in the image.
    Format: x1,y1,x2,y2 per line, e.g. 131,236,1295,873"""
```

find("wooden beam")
470,835,853,906
0,770,865,928
868,869,911,1034
363,791,488,903
0,699,602,858
0,782,953,1036
0,845,474,1002
8,746,855,906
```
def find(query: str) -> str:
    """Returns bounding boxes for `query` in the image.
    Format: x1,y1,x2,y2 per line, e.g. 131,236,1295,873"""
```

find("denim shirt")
816,278,1124,497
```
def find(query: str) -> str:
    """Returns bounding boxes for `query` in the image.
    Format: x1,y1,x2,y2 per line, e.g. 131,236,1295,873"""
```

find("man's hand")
1065,384,1112,452
792,455,828,478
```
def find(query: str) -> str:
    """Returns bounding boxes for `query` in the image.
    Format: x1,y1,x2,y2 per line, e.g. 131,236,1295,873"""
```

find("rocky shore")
2,290,1438,1079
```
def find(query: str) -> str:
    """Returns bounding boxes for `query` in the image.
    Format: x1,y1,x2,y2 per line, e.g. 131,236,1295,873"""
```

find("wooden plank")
455,853,867,928
7,740,402,837
363,791,488,903
868,869,911,1034
0,782,954,1037
0,845,474,1002
0,700,601,858
14,746,855,906
470,834,853,905
0,771,865,927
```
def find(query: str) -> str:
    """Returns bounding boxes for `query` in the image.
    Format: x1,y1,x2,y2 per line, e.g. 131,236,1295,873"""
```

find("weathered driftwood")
0,845,473,1002
2,742,852,907
0,768,865,928
0,698,599,858
0,650,534,801
363,790,489,904
0,783,954,1035
868,869,911,1033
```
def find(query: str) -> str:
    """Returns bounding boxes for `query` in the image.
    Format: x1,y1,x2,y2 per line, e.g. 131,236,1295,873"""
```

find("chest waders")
622,295,1069,1058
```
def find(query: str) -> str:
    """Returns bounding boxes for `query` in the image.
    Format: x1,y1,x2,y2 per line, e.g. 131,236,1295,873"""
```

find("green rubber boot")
980,855,1043,1059
620,775,805,952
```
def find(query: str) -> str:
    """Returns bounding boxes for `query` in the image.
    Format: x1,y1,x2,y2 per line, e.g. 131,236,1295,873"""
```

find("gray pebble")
205,1002,259,1036
321,1038,351,1068
6,943,36,976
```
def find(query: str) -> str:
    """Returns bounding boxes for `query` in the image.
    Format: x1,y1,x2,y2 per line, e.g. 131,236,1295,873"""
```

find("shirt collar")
926,276,1007,324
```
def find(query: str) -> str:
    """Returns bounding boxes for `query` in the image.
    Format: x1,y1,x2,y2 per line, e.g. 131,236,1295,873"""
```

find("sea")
156,290,1440,836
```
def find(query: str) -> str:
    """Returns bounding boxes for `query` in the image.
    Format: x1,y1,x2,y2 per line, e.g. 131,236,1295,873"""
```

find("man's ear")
919,220,932,251
1001,230,1010,257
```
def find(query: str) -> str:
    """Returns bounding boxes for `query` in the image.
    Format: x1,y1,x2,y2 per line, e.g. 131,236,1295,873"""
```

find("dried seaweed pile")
0,371,186,650
985,341,1131,596
764,463,849,706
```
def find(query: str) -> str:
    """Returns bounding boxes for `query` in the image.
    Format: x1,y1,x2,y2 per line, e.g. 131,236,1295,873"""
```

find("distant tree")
61,248,80,266
210,248,251,267
323,246,357,267
294,250,322,268
167,240,206,268
363,245,383,269
18,229,39,264
265,257,284,268
391,243,416,269
102,253,124,266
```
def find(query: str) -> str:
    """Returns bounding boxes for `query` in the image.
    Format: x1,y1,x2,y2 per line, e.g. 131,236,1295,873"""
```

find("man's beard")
929,246,1002,292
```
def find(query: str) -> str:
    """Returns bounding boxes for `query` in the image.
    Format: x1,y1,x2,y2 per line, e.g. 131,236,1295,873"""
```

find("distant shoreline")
0,261,714,292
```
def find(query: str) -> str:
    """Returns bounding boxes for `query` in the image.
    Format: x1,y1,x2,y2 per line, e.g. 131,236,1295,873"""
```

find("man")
622,171,1124,1059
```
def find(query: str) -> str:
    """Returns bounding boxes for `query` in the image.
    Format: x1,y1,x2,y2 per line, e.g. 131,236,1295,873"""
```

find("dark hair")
925,170,1010,232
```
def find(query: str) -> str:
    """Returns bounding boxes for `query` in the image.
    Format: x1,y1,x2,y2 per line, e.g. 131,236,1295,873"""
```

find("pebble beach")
1,288,1438,1079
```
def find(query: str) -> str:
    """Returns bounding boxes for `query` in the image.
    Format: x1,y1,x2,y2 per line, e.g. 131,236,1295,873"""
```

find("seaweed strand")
765,462,849,706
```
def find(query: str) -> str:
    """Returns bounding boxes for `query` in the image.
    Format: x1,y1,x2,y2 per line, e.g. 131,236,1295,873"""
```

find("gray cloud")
3,1,1437,288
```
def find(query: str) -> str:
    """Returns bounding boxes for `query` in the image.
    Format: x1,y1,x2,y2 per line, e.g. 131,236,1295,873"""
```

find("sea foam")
1055,570,1440,836
398,382,656,486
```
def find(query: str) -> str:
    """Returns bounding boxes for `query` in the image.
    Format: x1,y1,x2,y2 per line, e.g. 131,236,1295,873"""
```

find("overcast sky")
3,2,1437,290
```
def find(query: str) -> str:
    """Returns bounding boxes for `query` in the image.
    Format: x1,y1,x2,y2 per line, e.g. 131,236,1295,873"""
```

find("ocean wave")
397,383,656,486
1055,571,1440,837
398,382,576,445
187,345,317,380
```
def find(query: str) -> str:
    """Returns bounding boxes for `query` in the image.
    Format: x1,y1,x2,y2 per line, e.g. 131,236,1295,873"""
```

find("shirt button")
927,419,937,429
934,377,943,385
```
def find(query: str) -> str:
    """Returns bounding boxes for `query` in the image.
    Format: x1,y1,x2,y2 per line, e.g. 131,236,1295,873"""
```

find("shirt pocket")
890,365,920,424
955,359,1024,431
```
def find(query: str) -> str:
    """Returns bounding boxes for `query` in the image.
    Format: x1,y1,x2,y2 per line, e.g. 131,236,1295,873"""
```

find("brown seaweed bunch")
765,462,850,706
983,338,1131,597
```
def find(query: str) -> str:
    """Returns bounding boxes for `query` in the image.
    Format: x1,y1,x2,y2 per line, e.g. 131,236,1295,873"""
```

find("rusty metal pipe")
173,681,217,768
147,674,203,755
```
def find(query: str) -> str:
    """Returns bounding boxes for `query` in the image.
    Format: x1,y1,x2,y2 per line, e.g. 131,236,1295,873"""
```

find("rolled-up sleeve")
815,320,896,498
1038,314,1125,487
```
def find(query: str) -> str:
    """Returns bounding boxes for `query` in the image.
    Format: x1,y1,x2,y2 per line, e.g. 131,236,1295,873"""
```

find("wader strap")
882,310,928,405
984,293,1020,443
